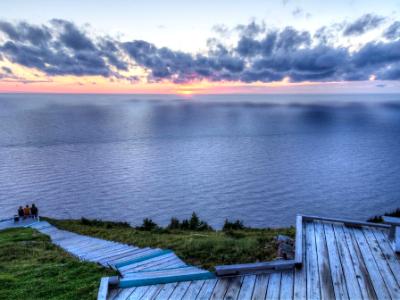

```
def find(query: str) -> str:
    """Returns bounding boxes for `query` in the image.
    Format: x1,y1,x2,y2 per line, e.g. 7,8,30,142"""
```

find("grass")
0,228,114,300
44,217,295,270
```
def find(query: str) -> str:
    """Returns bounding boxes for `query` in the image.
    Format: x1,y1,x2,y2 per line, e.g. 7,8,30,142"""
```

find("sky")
1,0,400,94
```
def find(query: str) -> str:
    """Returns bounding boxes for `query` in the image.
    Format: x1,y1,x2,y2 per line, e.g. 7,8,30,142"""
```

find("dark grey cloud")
1,18,400,84
343,14,385,36
384,21,400,40
0,20,127,77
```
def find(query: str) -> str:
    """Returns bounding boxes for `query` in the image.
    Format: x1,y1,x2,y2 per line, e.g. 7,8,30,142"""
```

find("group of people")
16,204,39,221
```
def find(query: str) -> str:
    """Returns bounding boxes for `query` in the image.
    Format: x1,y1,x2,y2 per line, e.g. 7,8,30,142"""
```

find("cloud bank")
1,15,400,84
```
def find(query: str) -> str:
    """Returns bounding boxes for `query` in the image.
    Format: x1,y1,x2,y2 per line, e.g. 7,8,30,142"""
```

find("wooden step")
119,266,215,288
114,249,169,268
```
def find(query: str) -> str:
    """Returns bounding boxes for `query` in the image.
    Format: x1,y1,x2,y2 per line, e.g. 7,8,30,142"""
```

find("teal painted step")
119,267,215,288
114,249,172,268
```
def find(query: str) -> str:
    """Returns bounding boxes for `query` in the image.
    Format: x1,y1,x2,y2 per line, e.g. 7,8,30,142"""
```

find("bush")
223,219,245,231
165,212,213,231
167,217,180,230
80,217,130,228
137,218,158,231
368,208,400,223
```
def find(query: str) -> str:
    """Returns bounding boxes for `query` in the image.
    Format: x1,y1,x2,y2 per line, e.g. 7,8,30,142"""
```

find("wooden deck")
2,215,399,299
108,217,400,299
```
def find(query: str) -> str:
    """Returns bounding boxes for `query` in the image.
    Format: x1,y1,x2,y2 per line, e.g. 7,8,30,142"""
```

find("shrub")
138,218,158,231
223,219,245,231
165,213,213,231
167,217,180,230
80,217,130,228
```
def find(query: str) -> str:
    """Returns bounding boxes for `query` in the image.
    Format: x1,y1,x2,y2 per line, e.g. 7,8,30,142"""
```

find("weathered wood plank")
279,270,293,300
314,221,335,300
362,227,400,298
372,228,400,286
110,287,135,300
322,223,348,300
301,215,390,229
195,279,218,300
168,281,191,299
293,222,306,300
97,277,109,300
181,280,205,300
223,276,243,300
305,222,320,300
251,274,269,300
210,278,230,300
349,226,391,300
154,282,179,300
127,286,151,300
140,284,164,300
295,215,303,266
331,224,364,300
237,275,256,300
265,272,281,300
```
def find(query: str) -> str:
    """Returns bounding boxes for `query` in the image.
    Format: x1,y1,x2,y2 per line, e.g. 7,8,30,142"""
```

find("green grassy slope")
0,228,114,300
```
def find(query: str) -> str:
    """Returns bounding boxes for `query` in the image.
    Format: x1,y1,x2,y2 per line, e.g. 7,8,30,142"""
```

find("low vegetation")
45,213,294,270
368,208,400,223
0,228,114,300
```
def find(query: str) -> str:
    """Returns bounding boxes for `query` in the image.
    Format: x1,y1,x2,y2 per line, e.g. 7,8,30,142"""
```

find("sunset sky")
1,0,400,94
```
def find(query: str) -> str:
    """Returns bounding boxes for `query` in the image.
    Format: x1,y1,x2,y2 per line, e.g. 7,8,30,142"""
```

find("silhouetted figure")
31,203,38,219
23,205,30,219
18,206,24,218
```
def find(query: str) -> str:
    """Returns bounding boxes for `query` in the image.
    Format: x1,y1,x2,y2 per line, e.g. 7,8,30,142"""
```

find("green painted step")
119,266,215,288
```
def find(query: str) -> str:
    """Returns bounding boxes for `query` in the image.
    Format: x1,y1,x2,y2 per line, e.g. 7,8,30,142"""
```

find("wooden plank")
127,286,151,300
141,284,164,300
265,272,281,300
237,275,256,300
251,274,269,300
349,226,391,300
97,277,109,300
305,222,320,300
215,260,294,277
330,224,363,300
110,287,135,300
372,228,400,286
301,215,390,229
196,279,218,300
120,253,176,273
322,223,348,300
362,227,400,298
295,215,303,266
109,248,153,265
314,221,335,300
119,268,214,288
210,278,230,300
339,225,377,300
168,281,191,299
293,221,306,300
181,280,205,300
154,282,179,300
223,276,244,300
382,216,400,225
279,270,293,300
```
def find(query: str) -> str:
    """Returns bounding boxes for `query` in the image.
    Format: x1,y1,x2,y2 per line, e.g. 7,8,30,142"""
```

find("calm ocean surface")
1,94,400,227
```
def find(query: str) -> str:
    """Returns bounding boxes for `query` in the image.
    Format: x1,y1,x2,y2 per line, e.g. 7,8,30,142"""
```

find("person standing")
23,205,31,218
31,204,38,219
18,206,24,218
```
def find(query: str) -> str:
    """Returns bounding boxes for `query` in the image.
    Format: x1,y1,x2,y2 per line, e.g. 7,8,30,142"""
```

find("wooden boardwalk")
109,217,400,300
2,216,400,299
